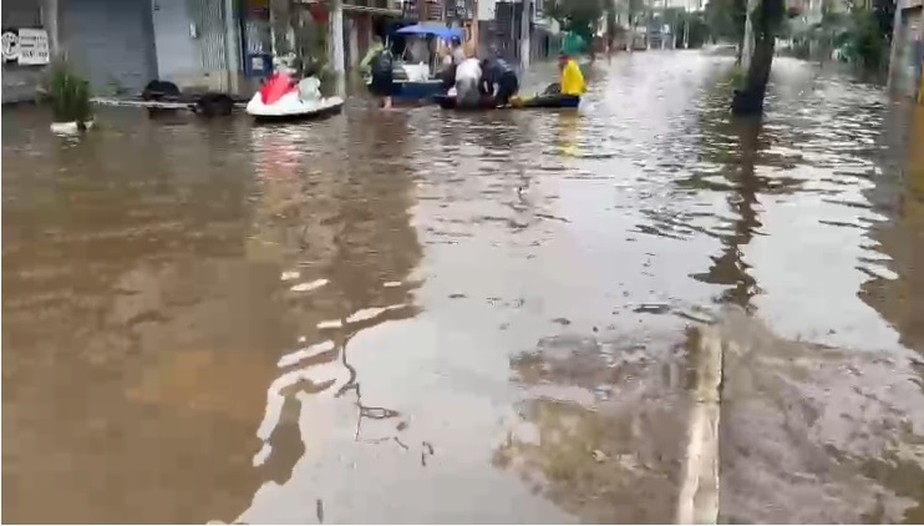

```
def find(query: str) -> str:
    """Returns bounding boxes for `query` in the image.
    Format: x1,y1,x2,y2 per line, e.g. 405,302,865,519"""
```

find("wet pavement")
3,51,924,523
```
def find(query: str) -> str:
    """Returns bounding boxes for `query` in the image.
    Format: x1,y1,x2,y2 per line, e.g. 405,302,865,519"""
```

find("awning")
395,23,464,40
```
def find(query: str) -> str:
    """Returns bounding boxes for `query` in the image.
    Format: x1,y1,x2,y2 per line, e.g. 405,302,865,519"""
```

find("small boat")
365,23,464,103
246,72,344,122
433,93,581,110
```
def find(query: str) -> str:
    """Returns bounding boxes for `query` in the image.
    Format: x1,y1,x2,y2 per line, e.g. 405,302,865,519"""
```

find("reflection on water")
3,52,924,523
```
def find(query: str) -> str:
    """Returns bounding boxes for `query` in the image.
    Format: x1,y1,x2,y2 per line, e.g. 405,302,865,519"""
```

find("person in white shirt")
454,56,482,108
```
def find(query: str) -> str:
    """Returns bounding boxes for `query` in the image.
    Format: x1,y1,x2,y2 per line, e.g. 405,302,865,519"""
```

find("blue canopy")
395,23,464,41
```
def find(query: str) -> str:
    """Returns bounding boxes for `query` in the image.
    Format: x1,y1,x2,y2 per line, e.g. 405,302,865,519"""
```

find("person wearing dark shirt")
480,56,519,107
362,36,394,109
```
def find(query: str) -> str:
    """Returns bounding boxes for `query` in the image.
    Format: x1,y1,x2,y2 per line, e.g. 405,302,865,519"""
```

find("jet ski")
246,72,344,122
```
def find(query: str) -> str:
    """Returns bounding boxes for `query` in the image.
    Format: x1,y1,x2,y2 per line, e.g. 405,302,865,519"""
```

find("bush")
843,8,889,71
43,59,92,123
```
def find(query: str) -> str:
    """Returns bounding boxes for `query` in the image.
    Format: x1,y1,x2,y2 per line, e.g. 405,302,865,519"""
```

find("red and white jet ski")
246,72,344,122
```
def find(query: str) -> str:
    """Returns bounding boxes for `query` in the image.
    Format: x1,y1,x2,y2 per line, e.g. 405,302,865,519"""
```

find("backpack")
371,49,393,76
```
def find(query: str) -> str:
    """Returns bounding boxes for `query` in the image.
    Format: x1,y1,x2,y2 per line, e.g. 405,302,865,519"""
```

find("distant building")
474,0,558,63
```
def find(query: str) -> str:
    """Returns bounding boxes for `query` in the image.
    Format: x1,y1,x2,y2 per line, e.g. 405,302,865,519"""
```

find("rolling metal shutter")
62,0,157,95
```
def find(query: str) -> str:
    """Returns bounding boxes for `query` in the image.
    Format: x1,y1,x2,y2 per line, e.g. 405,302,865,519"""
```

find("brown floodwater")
3,51,924,523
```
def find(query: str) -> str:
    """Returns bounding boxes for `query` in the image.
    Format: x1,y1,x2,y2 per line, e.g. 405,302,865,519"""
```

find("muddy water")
3,52,924,523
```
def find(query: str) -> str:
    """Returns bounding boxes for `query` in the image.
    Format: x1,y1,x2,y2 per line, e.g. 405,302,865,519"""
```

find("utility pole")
520,0,531,67
470,0,480,54
42,0,59,58
329,0,346,96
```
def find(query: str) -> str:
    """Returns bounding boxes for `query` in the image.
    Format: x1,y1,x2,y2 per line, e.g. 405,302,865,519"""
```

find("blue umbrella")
395,23,464,41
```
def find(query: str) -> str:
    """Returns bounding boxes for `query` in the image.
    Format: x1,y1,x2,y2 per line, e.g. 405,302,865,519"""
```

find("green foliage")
678,12,710,48
704,0,746,43
42,59,92,123
872,0,894,43
750,0,785,41
841,6,890,70
546,0,605,44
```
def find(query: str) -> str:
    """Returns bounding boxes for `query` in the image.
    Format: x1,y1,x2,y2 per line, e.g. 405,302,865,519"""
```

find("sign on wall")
1,28,49,65
17,28,49,65
2,31,19,62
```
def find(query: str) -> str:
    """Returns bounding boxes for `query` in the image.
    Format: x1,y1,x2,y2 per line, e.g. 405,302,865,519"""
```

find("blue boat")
368,23,464,103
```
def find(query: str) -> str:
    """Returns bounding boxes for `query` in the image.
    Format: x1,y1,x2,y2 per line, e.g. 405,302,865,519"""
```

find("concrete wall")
890,2,924,99
2,0,55,103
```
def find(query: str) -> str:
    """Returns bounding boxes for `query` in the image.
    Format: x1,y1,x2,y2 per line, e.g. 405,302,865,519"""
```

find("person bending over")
481,55,519,107
454,56,483,108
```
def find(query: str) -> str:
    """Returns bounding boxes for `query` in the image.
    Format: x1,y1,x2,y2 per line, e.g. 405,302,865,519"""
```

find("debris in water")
633,303,671,314
290,278,329,293
317,319,343,330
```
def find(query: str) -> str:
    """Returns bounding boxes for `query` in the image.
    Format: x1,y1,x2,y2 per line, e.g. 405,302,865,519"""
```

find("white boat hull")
245,92,344,119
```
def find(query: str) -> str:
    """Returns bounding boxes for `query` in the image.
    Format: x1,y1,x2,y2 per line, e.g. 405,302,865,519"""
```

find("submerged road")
3,51,924,523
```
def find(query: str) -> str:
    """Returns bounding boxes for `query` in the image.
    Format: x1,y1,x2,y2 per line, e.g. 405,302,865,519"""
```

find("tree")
731,0,785,115
546,0,607,46
705,0,747,45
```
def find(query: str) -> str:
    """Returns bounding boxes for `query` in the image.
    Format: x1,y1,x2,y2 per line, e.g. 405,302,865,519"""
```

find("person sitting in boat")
481,54,519,107
361,36,394,109
297,65,323,104
552,52,586,97
455,55,483,109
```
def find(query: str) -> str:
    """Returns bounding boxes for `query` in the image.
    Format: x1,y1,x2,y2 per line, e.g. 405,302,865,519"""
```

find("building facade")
2,0,554,103
2,0,57,103
890,0,924,99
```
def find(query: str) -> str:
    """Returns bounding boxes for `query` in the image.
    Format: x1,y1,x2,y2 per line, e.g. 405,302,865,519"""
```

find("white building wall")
478,0,497,20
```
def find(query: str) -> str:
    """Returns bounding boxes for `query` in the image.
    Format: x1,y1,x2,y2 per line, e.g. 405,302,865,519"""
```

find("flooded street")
4,51,924,523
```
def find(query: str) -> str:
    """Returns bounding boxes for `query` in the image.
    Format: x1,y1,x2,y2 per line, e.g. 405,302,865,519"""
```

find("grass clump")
43,59,92,123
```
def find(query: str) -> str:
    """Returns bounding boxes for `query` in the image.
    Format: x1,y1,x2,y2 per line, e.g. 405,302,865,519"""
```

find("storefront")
61,0,157,94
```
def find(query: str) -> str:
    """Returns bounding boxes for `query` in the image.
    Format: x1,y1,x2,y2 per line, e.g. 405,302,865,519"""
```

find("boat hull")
366,79,446,101
246,93,345,122
434,94,580,110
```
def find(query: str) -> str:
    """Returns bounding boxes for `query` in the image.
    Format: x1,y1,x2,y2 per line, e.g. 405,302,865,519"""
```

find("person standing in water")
439,37,465,92
454,45,482,108
361,36,394,109
480,54,519,107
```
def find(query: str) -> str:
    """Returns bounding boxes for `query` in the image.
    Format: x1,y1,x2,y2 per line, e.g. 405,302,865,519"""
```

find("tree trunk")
732,0,782,115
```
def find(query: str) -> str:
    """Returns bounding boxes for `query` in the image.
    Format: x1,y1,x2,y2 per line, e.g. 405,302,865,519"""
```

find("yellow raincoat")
561,59,586,96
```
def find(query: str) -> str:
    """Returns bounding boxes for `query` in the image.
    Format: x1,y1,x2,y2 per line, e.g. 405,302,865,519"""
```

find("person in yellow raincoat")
558,53,586,96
